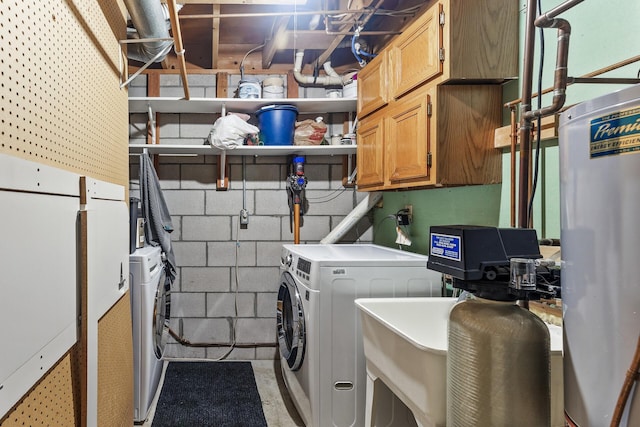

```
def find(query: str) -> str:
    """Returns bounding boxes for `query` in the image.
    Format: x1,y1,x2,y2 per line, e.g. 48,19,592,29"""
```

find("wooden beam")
216,72,229,97
166,0,191,99
494,115,558,149
211,4,220,69
147,74,161,171
164,0,308,4
286,71,298,98
262,15,290,69
261,30,343,52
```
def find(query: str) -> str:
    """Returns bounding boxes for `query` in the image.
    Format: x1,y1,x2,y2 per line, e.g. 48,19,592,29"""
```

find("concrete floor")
141,359,305,427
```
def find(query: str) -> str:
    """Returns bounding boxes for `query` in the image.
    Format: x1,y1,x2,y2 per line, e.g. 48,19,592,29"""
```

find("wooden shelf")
128,97,357,115
128,143,357,156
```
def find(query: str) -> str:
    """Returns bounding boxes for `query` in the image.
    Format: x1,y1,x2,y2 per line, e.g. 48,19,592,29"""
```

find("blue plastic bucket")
255,104,298,145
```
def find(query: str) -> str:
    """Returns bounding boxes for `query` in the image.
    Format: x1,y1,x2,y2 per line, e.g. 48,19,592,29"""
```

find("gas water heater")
559,84,640,426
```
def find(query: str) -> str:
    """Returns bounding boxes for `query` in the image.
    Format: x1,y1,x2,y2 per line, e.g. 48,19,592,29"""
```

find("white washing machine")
130,246,170,423
276,244,442,427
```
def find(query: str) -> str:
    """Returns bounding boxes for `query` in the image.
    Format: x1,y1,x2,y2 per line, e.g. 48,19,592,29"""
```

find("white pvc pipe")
293,50,353,86
320,192,382,244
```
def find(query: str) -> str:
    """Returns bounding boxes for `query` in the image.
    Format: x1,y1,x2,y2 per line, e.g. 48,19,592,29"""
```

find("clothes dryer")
276,244,442,427
130,246,170,423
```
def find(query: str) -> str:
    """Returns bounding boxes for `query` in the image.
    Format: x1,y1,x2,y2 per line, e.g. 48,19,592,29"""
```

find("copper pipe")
517,0,537,228
510,106,517,228
610,334,640,427
523,15,572,121
506,17,639,109
293,204,301,244
518,0,582,228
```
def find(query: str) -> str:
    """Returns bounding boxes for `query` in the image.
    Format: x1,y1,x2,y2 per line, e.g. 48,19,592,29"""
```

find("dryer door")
153,267,170,359
277,272,306,371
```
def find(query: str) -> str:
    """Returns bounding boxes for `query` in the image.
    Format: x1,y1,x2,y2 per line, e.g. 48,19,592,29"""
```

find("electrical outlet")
240,209,249,226
404,204,413,220
397,212,411,226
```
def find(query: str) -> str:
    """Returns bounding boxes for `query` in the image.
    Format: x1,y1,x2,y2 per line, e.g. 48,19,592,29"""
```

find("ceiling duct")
124,0,177,63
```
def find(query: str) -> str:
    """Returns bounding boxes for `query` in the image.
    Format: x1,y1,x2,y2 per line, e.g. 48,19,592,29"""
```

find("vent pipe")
124,0,177,63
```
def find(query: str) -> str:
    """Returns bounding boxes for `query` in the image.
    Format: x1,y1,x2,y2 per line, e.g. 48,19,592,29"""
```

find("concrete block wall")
129,74,371,360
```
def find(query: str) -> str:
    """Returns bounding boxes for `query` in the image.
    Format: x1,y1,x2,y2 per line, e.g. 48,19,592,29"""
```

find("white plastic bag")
208,114,259,149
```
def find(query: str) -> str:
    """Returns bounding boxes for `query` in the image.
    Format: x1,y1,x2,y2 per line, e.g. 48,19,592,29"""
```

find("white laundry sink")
355,297,564,427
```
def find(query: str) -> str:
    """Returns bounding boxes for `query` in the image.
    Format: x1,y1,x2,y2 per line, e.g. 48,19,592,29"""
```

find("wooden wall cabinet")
357,84,503,191
357,0,517,117
356,110,386,188
357,51,389,118
388,3,442,100
390,0,518,99
355,0,515,191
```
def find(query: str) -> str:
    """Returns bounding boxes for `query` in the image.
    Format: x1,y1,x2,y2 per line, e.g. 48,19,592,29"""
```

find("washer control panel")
296,257,312,281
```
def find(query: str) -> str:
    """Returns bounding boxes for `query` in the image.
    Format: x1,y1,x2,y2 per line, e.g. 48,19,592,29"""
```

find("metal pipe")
517,0,537,228
178,8,412,19
510,106,517,228
539,0,584,20
523,16,572,121
242,156,247,211
518,0,582,227
505,55,640,108
568,77,640,85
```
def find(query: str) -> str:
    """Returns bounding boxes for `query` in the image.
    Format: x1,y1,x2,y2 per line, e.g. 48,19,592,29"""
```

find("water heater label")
430,233,461,261
590,106,640,158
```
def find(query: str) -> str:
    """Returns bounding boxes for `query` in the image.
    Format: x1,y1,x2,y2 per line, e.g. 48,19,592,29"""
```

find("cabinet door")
357,51,389,118
389,2,442,99
387,86,433,185
356,112,385,189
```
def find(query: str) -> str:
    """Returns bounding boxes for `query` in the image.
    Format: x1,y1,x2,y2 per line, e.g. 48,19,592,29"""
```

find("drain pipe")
293,50,355,86
124,0,175,63
321,192,382,244
518,0,581,227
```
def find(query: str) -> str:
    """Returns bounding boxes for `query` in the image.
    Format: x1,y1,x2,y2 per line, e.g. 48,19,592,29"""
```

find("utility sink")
355,297,564,427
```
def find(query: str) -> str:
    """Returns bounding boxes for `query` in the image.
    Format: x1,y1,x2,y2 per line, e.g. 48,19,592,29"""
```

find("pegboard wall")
0,1,129,425
98,293,134,427
0,348,82,426
0,0,129,188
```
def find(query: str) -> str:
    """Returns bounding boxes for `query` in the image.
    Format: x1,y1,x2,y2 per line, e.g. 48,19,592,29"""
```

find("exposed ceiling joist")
262,15,290,69
163,0,307,4
211,4,221,68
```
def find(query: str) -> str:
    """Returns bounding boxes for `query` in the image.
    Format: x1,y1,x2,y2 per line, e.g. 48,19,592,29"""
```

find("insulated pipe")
293,51,353,86
124,0,174,63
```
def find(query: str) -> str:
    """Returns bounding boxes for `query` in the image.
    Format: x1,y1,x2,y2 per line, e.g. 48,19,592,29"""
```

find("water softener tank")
447,298,550,427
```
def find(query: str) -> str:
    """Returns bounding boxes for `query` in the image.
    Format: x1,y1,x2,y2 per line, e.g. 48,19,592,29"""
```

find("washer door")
153,267,170,359
277,272,306,371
